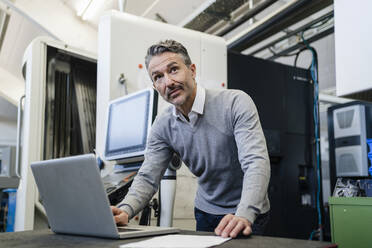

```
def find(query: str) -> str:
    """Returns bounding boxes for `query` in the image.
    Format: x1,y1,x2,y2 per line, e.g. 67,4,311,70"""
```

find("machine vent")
337,153,358,174
336,109,354,129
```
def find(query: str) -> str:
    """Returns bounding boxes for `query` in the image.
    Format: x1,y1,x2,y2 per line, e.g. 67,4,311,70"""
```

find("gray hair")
145,40,192,70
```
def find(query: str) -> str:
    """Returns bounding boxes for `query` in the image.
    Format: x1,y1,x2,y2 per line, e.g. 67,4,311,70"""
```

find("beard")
166,85,184,100
161,80,195,108
165,83,186,106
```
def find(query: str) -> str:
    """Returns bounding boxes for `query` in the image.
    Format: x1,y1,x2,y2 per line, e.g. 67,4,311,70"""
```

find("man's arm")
114,129,173,222
216,91,270,237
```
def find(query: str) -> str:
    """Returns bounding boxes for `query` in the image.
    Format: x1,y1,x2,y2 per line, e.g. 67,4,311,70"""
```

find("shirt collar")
172,84,206,117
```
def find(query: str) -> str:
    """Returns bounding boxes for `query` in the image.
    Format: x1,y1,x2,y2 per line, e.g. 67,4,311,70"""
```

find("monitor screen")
104,88,157,161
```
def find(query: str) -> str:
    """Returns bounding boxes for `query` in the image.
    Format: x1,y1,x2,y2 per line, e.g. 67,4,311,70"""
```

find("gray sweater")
119,88,270,223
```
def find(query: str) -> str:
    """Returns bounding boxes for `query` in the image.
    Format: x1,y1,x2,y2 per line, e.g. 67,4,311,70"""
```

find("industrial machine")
16,37,97,231
95,10,227,156
228,52,320,239
328,101,372,189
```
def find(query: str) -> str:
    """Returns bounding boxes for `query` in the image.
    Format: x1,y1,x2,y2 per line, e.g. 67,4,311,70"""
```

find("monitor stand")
114,161,142,173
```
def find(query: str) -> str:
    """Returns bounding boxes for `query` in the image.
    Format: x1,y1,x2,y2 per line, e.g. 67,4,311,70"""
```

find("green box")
329,197,372,248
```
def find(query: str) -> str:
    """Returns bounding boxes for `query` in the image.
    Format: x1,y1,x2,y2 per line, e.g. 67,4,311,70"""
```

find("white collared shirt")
173,84,205,127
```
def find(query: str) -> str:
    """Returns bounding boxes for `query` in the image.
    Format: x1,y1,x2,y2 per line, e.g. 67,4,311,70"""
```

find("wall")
334,0,372,96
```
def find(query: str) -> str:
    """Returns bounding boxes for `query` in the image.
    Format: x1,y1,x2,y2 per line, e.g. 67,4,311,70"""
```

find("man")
111,40,270,238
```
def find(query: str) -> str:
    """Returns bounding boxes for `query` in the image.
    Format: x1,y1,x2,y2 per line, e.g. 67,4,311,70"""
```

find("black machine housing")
228,51,321,239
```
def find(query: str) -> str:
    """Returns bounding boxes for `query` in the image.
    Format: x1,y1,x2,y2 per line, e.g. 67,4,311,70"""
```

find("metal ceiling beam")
216,0,278,36
141,0,161,17
178,0,217,27
227,0,333,52
267,26,334,60
249,10,333,56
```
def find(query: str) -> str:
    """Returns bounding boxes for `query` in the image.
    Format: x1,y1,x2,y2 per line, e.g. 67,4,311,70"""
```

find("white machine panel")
96,11,227,157
334,0,372,96
16,37,96,231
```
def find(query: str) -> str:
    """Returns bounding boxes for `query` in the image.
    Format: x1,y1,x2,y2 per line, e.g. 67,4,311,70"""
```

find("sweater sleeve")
231,91,270,224
117,128,173,219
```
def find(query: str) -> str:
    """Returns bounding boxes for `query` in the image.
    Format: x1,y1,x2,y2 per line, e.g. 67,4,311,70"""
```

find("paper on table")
119,234,231,248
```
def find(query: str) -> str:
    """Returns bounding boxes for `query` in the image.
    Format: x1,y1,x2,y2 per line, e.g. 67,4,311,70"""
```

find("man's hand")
111,206,129,226
215,214,252,238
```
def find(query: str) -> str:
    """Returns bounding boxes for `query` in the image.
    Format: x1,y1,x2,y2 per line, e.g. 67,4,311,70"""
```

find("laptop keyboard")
117,227,142,232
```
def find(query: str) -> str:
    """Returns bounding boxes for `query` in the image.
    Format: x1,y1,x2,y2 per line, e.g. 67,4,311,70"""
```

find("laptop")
31,153,180,239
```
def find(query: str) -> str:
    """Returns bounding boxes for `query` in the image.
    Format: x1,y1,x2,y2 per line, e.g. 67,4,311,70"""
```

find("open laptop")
31,153,179,239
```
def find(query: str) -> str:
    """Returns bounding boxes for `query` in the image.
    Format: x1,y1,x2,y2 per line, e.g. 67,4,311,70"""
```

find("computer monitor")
104,88,157,163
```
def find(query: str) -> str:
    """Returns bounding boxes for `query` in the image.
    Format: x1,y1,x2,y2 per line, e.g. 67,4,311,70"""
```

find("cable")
307,16,332,30
309,230,316,240
293,47,308,68
300,32,323,241
271,16,333,60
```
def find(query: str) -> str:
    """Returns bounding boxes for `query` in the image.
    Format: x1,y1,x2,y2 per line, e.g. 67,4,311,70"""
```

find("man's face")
148,52,196,108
